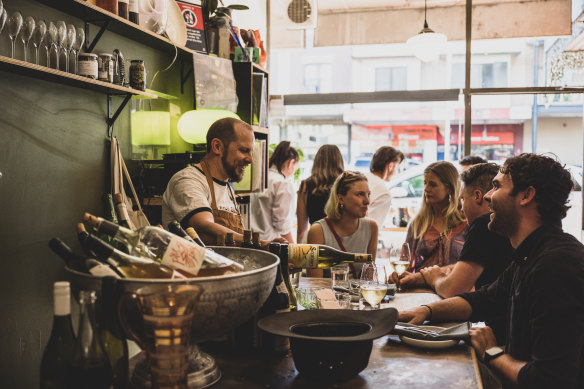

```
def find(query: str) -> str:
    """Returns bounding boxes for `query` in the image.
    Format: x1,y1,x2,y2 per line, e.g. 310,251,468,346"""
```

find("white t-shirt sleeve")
271,179,296,233
163,168,212,225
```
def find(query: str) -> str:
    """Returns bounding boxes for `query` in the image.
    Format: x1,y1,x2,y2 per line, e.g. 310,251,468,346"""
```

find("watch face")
486,346,504,361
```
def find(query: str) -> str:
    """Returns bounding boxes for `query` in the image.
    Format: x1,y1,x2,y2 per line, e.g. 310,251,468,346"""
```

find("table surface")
202,277,482,389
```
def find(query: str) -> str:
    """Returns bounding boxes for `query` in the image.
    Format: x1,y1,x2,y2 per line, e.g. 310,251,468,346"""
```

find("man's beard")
488,199,519,238
222,153,246,182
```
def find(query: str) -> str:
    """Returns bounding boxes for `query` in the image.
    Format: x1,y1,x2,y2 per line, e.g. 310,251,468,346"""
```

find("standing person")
406,161,467,272
399,154,584,389
460,155,487,171
250,141,299,243
365,146,404,228
395,163,513,299
306,171,378,277
296,145,344,243
162,117,253,245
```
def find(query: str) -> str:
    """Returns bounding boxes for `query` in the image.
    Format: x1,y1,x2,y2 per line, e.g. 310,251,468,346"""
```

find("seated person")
394,163,513,298
306,171,378,278
405,161,467,273
399,154,584,389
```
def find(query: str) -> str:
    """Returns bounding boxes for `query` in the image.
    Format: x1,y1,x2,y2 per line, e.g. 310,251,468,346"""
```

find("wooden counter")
200,277,482,389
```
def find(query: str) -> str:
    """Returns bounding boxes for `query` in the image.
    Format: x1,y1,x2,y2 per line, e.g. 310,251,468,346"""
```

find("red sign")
439,131,515,145
175,1,207,53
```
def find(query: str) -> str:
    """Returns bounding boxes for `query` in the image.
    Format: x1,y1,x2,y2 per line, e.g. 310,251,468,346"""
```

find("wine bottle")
272,243,297,311
49,238,87,273
252,232,262,250
66,290,114,389
85,258,122,278
285,244,372,269
112,193,135,230
77,223,184,279
241,229,253,248
128,0,139,24
40,282,76,389
185,227,206,247
84,213,207,276
167,221,244,276
225,232,237,247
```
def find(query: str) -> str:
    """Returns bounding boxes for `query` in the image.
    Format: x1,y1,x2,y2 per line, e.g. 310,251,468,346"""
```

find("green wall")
0,1,194,386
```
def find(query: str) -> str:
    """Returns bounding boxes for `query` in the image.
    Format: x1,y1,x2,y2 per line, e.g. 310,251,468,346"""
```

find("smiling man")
399,153,584,389
162,117,254,245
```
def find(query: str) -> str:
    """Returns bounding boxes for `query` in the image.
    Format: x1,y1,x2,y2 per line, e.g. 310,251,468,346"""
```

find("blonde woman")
296,145,345,242
307,171,378,277
405,161,467,273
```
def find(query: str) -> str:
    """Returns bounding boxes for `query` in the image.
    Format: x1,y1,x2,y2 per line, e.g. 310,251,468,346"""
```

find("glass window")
375,67,407,91
451,62,508,88
304,63,332,93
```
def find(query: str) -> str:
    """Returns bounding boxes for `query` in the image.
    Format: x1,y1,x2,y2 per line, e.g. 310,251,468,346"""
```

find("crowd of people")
161,118,583,389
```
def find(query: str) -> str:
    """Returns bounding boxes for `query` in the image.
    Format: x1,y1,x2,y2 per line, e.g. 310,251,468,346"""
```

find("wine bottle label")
89,264,121,278
275,280,288,295
160,236,205,276
171,270,187,279
287,244,319,268
355,254,370,262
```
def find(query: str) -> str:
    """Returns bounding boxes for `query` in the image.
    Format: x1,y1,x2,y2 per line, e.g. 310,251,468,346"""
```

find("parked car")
349,155,421,175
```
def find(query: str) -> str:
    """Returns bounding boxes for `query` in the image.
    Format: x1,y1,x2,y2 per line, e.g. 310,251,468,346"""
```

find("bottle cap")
54,281,70,296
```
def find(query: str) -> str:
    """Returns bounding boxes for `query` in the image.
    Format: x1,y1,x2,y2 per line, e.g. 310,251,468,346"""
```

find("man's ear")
474,189,483,204
519,186,536,206
210,138,224,156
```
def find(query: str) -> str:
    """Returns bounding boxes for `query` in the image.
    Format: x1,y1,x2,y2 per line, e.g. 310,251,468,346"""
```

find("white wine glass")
31,19,46,65
56,21,66,70
20,15,35,62
71,27,84,74
0,1,3,19
47,21,57,68
7,11,23,59
390,242,411,292
359,263,388,310
0,9,7,38
64,24,75,73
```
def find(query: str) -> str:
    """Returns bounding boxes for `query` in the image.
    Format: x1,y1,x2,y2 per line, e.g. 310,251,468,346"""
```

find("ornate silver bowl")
67,247,279,388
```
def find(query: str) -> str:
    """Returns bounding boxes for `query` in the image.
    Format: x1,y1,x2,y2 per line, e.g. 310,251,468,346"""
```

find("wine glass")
20,15,35,62
31,19,46,65
390,243,411,291
64,24,75,73
0,9,7,38
47,21,57,68
56,21,66,70
71,27,84,74
7,11,23,59
0,1,3,19
359,263,388,310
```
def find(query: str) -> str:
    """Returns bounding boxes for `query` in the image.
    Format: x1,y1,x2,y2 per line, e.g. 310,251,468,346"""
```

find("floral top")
405,221,468,273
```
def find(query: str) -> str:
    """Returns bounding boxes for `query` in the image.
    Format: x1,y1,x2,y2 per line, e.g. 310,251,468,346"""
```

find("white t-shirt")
161,165,239,228
365,172,391,228
250,167,296,241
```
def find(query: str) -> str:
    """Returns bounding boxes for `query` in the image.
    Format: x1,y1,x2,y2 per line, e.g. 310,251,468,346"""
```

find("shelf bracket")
107,93,132,138
85,20,111,53
180,59,193,94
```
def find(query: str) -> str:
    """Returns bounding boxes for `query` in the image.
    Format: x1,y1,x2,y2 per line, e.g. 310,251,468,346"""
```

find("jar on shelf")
77,53,98,79
97,0,119,15
129,59,145,91
98,53,114,83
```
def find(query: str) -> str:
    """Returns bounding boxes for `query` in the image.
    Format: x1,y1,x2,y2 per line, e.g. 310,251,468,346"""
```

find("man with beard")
162,118,254,245
399,154,584,389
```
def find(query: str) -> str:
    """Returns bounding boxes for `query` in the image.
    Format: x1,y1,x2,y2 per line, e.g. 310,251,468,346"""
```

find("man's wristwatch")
484,346,505,364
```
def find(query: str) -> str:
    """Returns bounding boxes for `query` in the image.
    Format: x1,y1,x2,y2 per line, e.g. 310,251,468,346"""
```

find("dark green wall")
0,1,193,386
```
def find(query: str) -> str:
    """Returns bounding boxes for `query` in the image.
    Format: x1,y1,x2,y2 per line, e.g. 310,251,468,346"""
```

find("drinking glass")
56,21,66,70
20,15,35,62
47,21,57,68
31,19,46,65
71,27,84,74
0,1,3,19
390,242,411,292
0,9,7,38
64,24,75,72
331,263,350,290
7,11,23,59
359,263,388,310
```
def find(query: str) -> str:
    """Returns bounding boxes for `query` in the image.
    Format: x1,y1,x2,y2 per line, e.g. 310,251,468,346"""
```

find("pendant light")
407,0,447,62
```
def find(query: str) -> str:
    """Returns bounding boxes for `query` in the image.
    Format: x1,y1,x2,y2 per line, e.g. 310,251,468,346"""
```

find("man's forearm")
488,354,525,387
428,296,473,322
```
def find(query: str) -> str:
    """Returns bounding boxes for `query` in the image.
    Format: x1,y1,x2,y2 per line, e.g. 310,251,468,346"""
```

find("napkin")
314,289,341,309
391,321,470,341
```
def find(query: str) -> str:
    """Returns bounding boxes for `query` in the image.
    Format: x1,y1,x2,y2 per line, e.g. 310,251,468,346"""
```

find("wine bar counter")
130,278,482,389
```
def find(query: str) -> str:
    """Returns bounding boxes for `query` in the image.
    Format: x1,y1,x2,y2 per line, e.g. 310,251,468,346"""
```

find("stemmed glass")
20,15,35,62
56,21,66,71
0,10,7,41
359,263,388,310
46,21,57,68
7,11,23,59
64,24,75,73
390,242,411,292
0,1,3,22
71,27,84,74
31,19,46,65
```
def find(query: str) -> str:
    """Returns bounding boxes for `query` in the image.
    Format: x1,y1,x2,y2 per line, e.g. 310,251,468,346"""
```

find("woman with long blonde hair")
296,145,344,242
406,161,467,272
306,171,378,277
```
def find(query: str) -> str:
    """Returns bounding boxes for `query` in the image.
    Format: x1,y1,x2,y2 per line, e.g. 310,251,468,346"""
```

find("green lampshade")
131,111,171,145
177,109,240,144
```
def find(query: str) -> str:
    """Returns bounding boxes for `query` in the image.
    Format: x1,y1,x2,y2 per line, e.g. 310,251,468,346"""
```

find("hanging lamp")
406,0,447,62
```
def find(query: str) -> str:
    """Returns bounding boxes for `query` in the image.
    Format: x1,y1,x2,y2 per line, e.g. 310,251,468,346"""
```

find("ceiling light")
407,0,447,62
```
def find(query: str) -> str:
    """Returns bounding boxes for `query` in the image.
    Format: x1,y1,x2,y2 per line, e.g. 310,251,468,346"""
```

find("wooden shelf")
34,0,196,61
251,126,269,135
0,55,157,98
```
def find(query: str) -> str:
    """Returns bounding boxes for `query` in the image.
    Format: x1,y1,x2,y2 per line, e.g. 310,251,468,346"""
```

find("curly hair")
501,153,572,225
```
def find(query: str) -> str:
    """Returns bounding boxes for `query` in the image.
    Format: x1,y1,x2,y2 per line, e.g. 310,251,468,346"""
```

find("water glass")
295,287,324,310
331,264,349,290
334,292,352,309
